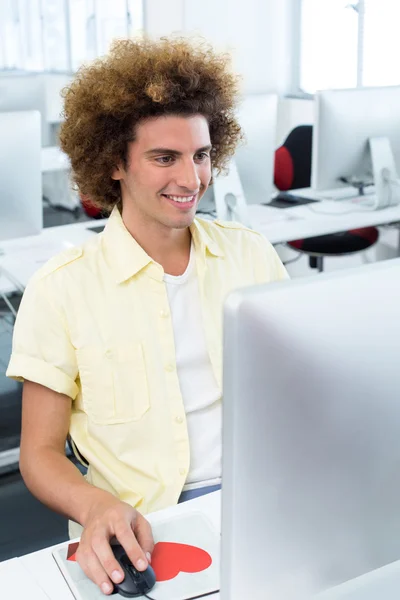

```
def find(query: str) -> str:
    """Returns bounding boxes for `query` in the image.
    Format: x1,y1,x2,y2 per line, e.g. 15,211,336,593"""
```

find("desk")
0,556,53,599
2,192,400,295
20,491,221,600
248,194,400,245
41,147,70,173
0,218,108,295
2,491,400,599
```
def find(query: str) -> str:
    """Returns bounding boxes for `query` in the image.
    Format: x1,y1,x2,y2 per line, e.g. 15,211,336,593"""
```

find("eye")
155,156,175,164
195,152,209,162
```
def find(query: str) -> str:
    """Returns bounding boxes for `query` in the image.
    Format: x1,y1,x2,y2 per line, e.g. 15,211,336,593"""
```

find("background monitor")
197,93,278,219
221,258,400,600
311,86,400,191
0,111,42,243
235,93,278,205
0,74,50,146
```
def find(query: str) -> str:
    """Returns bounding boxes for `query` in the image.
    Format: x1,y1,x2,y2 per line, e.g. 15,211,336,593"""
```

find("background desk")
0,218,107,295
2,490,400,599
248,197,400,245
41,147,69,173
2,194,400,295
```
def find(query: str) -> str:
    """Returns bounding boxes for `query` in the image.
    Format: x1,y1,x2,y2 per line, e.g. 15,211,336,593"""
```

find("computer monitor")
221,258,400,600
0,111,42,243
0,74,50,145
197,93,278,223
235,93,278,205
311,86,400,207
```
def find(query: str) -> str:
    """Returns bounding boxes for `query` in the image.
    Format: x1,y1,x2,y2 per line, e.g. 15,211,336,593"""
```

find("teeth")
165,195,195,203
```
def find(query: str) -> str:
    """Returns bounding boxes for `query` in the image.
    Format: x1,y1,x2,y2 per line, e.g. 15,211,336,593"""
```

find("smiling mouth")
162,194,197,204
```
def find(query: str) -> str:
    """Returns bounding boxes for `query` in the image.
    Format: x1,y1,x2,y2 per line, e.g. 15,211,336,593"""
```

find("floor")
0,214,398,562
0,471,68,561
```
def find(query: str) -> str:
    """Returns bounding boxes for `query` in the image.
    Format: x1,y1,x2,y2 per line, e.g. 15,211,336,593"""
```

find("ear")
111,164,124,181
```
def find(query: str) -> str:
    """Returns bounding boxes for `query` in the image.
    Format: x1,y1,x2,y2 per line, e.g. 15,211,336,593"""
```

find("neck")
121,205,192,276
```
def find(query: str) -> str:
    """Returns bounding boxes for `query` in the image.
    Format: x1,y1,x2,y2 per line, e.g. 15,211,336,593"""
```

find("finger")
93,536,126,585
115,525,149,572
77,547,114,596
133,513,155,559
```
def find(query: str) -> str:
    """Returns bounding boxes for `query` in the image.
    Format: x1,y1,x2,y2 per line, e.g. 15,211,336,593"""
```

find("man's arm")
20,380,154,596
20,380,106,523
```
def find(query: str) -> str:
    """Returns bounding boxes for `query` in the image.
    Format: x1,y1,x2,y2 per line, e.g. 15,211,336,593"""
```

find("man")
7,37,288,595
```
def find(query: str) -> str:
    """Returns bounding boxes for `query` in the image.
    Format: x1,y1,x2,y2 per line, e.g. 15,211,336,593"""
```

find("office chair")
80,193,105,219
274,125,379,271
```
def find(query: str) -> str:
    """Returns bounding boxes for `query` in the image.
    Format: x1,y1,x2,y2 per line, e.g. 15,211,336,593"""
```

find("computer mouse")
111,543,156,598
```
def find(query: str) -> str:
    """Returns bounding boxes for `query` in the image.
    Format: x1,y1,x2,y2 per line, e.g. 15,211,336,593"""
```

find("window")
0,0,144,73
298,0,400,93
362,0,400,87
41,0,70,72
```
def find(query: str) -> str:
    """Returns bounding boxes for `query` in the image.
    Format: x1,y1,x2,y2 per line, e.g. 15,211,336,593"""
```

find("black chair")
274,125,379,272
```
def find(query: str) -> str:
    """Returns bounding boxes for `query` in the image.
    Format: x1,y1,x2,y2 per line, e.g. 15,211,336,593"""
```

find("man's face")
113,114,212,231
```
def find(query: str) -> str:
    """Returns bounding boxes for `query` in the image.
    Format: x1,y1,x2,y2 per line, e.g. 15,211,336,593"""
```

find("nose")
175,158,201,192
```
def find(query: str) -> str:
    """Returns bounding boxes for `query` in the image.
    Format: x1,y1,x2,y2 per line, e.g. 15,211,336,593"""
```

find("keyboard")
86,224,105,234
267,192,319,209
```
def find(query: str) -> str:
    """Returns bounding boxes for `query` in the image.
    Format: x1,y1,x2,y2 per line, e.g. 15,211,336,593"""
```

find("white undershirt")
164,246,222,491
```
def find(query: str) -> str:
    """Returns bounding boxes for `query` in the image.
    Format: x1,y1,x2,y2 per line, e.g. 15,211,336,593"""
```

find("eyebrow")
144,145,212,156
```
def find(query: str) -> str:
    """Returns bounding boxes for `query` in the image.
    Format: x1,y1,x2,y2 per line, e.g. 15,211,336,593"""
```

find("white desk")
19,491,221,600
0,556,52,600
0,218,107,294
2,491,400,599
248,193,400,245
2,192,400,295
317,561,400,600
41,147,70,173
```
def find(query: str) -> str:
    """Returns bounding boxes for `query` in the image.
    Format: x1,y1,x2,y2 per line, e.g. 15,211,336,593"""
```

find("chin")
167,209,197,229
174,215,196,229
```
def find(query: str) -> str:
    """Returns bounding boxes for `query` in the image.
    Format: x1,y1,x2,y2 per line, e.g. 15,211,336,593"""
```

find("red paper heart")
67,542,79,562
151,541,212,582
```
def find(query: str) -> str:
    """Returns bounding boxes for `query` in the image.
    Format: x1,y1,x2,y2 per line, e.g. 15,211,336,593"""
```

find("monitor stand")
213,159,252,228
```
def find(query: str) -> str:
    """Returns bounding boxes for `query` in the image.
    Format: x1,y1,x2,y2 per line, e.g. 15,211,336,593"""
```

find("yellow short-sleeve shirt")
7,207,288,520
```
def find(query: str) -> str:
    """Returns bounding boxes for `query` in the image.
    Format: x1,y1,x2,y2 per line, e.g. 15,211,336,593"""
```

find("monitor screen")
0,111,42,243
222,259,400,599
312,86,400,192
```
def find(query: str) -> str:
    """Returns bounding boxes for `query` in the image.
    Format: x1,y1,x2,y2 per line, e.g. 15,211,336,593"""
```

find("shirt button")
165,364,175,372
175,416,184,424
160,309,169,318
179,467,187,476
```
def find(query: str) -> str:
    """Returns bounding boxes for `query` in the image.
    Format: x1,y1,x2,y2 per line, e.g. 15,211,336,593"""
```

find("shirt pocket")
76,343,150,425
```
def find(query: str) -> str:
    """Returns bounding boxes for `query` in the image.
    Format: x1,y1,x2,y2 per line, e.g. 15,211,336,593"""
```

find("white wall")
144,0,185,37
36,3,314,151
144,0,316,144
276,97,315,146
145,0,293,95
184,0,292,95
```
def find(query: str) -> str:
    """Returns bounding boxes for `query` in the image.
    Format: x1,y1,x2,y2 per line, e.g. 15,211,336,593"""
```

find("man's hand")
76,496,154,595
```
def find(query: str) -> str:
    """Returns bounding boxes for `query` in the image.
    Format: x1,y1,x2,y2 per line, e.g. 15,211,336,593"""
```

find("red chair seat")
274,126,380,270
288,227,379,256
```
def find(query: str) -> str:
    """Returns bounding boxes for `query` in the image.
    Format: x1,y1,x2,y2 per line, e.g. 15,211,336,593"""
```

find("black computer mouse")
111,543,156,598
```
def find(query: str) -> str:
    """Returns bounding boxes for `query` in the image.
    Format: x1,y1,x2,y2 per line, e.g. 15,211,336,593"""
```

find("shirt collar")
102,207,152,284
102,206,224,284
189,218,224,259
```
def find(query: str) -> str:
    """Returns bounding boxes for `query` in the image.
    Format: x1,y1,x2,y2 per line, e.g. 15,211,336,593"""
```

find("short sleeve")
6,277,79,399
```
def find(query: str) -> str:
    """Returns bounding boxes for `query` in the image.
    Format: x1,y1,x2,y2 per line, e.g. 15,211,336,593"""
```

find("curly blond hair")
59,37,243,212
